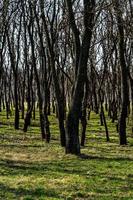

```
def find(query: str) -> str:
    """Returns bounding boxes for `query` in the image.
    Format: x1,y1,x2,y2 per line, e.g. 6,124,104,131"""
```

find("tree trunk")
65,0,95,155
14,76,19,129
114,0,129,145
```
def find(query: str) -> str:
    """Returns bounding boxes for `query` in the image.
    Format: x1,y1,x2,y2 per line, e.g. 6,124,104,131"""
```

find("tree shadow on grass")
79,153,133,162
0,158,83,176
0,143,45,148
0,121,40,128
0,183,61,199
0,153,133,178
0,158,133,199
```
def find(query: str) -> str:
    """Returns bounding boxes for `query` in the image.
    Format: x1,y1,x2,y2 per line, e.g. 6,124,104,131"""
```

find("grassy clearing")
0,110,133,200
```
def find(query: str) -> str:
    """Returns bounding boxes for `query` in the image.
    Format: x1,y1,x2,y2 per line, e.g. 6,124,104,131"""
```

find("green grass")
0,110,133,199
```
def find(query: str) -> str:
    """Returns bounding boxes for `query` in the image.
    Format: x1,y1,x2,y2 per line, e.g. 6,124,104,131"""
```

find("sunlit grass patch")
0,110,133,199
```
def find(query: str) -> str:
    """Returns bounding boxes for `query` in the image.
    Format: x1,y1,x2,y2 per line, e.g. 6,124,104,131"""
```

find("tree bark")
65,0,96,154
114,0,129,145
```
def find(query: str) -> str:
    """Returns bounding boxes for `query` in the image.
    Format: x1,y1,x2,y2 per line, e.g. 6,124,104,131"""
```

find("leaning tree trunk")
114,0,129,145
81,82,88,146
65,49,92,154
23,86,34,132
129,75,133,135
28,15,46,140
41,7,66,147
23,63,34,132
65,0,95,155
7,46,20,129
14,75,19,129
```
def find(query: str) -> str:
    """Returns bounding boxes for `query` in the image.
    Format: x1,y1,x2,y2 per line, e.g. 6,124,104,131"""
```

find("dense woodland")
0,0,133,155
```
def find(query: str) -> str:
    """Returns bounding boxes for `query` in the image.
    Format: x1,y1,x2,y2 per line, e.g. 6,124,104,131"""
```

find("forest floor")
0,111,133,200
